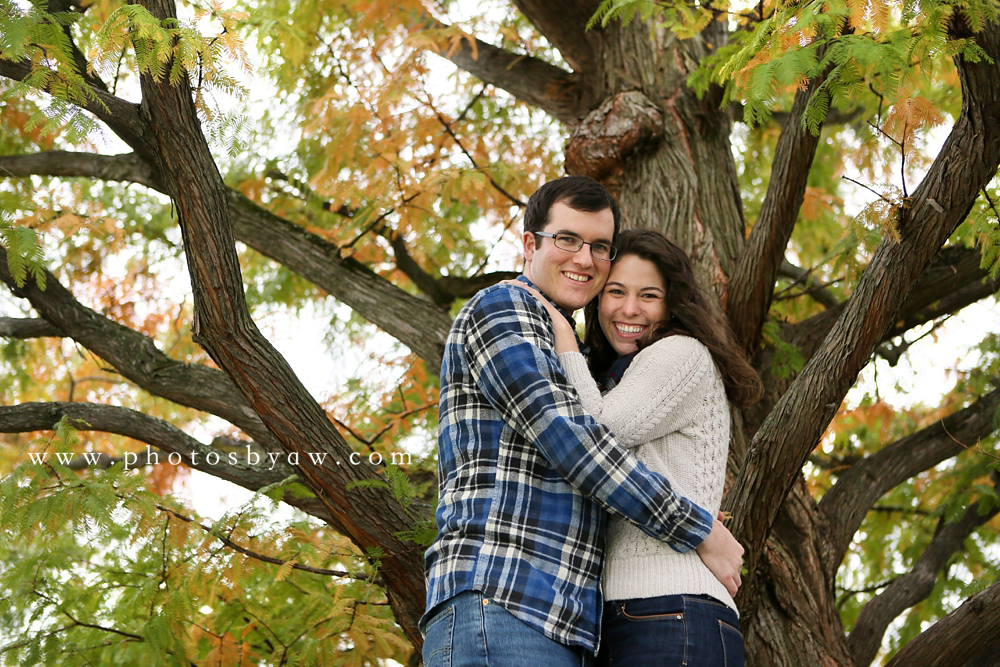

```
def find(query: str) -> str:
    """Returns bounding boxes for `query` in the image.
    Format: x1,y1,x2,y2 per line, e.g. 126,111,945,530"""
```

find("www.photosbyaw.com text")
28,445,412,471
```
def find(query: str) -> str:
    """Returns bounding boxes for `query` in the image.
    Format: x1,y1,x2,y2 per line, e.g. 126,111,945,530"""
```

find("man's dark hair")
523,175,621,239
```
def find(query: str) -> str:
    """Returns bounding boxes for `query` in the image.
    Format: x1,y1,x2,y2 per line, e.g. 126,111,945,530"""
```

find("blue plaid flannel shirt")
422,277,713,652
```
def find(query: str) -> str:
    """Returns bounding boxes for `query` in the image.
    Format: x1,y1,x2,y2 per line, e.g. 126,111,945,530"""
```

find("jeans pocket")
718,619,745,667
423,603,456,667
619,598,685,622
602,599,687,666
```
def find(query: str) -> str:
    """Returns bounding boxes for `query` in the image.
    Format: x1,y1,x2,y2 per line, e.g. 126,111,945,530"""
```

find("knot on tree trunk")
565,91,664,196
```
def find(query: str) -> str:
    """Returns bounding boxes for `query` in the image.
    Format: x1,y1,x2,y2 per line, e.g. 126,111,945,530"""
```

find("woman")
515,228,761,667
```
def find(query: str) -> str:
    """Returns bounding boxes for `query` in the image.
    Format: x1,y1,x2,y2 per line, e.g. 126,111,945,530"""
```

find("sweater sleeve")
560,336,715,448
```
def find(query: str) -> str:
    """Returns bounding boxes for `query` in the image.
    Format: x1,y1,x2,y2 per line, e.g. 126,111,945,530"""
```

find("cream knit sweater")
560,335,736,612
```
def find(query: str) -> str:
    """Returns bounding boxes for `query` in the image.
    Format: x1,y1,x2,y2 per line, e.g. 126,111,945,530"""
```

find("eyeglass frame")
532,231,618,261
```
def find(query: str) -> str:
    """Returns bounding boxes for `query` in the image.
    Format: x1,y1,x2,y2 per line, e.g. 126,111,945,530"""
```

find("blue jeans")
422,591,593,667
597,594,745,667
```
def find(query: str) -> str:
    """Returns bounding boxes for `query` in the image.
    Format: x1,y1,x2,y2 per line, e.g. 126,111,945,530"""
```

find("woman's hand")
502,280,580,355
696,514,744,597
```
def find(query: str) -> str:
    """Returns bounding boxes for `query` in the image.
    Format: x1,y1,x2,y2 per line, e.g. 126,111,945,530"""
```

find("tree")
1,0,999,664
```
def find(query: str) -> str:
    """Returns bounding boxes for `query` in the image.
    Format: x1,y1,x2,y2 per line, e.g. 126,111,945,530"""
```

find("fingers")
696,518,746,596
503,280,542,299
721,561,742,597
505,281,555,315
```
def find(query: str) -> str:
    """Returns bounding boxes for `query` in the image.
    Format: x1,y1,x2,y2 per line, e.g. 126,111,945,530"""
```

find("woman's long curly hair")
583,229,763,408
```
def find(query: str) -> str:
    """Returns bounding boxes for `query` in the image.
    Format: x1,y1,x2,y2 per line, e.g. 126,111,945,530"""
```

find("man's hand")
695,514,744,596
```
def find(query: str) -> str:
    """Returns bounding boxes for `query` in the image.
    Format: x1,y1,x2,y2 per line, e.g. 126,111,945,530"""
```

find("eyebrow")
555,230,614,245
605,281,665,293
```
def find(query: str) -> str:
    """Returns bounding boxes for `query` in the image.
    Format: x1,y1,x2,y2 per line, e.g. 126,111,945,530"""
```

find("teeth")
564,272,590,283
616,323,645,334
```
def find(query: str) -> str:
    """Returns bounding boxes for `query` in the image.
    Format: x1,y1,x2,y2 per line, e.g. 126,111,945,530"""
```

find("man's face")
522,201,615,312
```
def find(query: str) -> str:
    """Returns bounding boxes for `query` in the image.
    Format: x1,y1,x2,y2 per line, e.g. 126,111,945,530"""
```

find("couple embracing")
421,176,761,667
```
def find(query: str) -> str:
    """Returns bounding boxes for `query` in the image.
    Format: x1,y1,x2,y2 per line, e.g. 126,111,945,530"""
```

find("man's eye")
557,234,582,245
591,243,611,254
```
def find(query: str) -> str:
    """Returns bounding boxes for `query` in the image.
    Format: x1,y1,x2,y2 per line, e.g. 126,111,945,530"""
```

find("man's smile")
563,271,592,283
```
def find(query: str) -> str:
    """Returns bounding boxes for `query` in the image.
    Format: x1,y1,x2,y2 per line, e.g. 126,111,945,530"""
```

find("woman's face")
598,254,668,356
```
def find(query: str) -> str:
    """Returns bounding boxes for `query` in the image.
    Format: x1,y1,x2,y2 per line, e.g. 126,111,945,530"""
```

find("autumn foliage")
1,0,999,664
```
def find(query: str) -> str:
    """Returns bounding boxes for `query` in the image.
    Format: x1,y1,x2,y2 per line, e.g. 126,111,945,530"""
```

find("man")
421,176,743,666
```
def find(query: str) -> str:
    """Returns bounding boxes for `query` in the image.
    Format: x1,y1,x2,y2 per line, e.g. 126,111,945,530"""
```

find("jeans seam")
718,616,746,667
478,595,490,661
424,604,455,667
682,609,689,666
719,618,728,667
686,594,731,610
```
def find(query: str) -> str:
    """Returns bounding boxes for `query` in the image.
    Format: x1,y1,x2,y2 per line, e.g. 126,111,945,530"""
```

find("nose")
622,294,641,316
572,243,595,268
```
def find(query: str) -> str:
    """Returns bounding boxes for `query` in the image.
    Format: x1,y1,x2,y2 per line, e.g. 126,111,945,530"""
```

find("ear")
522,230,537,263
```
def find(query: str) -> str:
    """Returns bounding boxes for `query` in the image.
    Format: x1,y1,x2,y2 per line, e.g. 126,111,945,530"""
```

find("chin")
556,293,591,311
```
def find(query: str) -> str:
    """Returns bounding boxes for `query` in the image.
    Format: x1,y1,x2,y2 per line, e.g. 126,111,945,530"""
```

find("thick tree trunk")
565,18,744,300
742,480,854,667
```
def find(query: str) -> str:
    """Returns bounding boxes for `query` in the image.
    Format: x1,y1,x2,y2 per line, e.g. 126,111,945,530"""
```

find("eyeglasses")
533,232,617,261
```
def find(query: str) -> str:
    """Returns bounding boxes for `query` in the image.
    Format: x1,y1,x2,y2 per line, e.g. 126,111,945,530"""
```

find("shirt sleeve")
464,286,712,551
560,336,716,448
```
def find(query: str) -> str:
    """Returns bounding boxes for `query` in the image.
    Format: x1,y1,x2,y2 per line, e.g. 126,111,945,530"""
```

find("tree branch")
45,0,111,94
0,316,64,338
883,580,1000,667
0,248,277,448
883,244,999,339
0,401,350,528
874,318,950,367
423,19,592,125
134,0,424,644
0,59,148,160
775,259,842,309
150,499,355,578
226,187,451,368
727,72,831,353
848,480,1000,667
267,160,518,305
386,232,521,306
777,244,994,369
731,100,865,128
508,0,599,73
0,151,158,188
726,18,1000,608
438,270,521,298
817,387,1000,573
388,233,454,308
748,243,999,437
432,109,527,208
0,151,452,368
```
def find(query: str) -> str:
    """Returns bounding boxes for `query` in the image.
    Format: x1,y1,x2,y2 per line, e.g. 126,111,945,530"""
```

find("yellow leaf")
275,558,296,581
